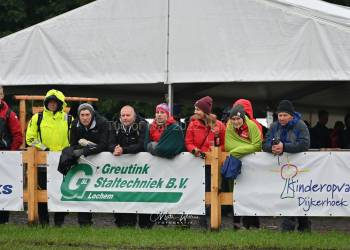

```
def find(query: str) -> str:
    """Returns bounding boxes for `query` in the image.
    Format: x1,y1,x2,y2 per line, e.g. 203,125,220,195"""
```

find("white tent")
169,0,350,82
0,0,167,85
1,0,350,110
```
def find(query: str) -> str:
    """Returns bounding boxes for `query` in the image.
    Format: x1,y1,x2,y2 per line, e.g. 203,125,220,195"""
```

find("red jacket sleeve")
8,111,23,150
185,122,196,153
219,122,226,151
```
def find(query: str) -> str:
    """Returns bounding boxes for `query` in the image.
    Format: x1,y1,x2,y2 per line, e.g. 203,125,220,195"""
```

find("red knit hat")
195,96,213,114
156,103,170,116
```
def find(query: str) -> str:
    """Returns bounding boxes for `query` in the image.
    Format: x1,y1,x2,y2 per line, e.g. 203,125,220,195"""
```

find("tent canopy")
169,0,350,82
0,0,167,85
1,0,350,111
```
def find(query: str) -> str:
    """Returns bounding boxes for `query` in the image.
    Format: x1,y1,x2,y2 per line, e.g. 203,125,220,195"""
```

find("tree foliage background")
0,0,94,38
1,0,349,38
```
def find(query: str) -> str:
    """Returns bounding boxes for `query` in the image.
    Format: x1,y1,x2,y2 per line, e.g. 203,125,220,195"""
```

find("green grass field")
0,225,349,250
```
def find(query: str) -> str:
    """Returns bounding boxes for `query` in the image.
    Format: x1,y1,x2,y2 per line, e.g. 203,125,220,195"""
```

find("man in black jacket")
108,105,153,228
109,105,147,156
62,103,109,226
71,103,109,158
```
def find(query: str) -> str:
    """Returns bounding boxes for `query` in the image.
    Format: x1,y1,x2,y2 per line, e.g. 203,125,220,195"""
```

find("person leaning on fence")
233,99,263,138
185,96,226,229
108,105,153,228
0,86,23,224
26,89,70,226
60,103,109,227
224,104,262,230
262,100,311,232
145,103,184,158
226,99,264,225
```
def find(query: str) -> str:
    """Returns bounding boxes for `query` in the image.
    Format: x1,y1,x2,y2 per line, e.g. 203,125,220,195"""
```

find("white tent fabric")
0,0,167,85
169,0,350,82
1,0,350,86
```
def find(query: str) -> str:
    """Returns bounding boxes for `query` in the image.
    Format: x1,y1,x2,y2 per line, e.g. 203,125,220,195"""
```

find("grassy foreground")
0,225,349,250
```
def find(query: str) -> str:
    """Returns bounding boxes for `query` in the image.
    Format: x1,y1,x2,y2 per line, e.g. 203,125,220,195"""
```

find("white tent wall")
168,0,350,83
0,0,168,85
1,0,350,111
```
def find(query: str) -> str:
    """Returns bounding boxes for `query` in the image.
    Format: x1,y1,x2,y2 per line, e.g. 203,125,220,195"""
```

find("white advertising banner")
47,152,205,215
234,152,350,216
0,151,23,211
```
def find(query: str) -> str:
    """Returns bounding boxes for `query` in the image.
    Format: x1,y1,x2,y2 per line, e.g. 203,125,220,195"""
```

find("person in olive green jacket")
26,89,71,226
225,105,262,158
225,104,262,230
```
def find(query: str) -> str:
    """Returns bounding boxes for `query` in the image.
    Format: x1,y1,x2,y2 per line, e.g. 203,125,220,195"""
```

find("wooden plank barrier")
21,147,231,229
22,147,48,224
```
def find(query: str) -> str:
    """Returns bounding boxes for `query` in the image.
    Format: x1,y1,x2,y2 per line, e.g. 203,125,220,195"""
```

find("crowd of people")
1,86,349,232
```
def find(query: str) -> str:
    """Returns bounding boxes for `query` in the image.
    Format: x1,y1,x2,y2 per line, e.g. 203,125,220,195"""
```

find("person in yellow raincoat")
26,89,71,226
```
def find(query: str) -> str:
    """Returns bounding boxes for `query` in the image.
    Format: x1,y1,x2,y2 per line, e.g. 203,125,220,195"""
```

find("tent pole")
168,83,174,115
166,0,173,115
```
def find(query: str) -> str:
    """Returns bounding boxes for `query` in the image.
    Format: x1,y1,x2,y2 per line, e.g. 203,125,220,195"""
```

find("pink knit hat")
156,103,170,116
195,96,213,114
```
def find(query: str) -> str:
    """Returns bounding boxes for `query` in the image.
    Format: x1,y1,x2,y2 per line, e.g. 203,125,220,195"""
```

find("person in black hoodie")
64,103,109,226
71,103,109,158
108,105,153,228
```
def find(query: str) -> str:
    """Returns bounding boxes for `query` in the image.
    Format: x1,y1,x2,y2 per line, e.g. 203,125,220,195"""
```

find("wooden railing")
13,95,99,148
21,147,229,229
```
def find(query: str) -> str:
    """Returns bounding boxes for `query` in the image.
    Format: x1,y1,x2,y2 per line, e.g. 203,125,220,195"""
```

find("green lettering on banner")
60,163,92,200
166,178,177,188
61,191,183,203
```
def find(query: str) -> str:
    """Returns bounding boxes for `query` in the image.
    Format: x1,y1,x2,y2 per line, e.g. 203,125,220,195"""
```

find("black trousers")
78,212,92,226
281,217,311,232
114,213,137,227
114,213,154,228
38,169,49,225
38,168,71,226
0,211,9,224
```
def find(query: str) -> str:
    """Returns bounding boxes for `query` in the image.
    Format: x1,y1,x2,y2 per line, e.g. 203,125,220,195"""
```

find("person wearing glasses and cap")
26,89,70,226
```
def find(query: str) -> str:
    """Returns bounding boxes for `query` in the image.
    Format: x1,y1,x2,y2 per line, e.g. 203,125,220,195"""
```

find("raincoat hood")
43,89,66,112
233,99,254,120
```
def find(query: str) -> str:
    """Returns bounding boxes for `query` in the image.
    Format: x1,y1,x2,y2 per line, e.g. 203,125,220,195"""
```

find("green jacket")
145,123,184,158
224,116,262,158
26,89,70,151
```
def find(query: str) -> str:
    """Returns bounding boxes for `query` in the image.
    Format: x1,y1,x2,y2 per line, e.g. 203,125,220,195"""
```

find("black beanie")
229,105,245,119
276,100,295,116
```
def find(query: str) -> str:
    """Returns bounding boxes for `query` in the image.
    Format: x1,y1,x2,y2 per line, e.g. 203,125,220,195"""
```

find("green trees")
1,0,350,38
0,0,94,38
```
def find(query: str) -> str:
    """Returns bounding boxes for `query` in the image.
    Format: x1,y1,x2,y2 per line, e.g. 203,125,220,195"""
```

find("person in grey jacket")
262,100,311,232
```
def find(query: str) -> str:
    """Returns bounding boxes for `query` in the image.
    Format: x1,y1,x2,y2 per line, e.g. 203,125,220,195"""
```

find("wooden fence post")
23,147,39,224
22,148,48,224
210,146,221,230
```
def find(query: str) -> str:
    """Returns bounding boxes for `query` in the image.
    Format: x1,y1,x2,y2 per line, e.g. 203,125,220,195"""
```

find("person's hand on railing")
191,148,206,159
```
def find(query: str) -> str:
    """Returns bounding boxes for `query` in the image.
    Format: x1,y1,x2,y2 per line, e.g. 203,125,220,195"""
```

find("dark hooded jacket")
70,113,109,156
262,112,310,153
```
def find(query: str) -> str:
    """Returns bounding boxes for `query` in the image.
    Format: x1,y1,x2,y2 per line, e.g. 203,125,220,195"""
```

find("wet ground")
6,211,350,232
